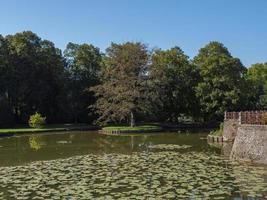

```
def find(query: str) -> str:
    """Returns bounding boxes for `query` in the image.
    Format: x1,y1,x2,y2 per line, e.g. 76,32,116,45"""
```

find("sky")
0,0,267,67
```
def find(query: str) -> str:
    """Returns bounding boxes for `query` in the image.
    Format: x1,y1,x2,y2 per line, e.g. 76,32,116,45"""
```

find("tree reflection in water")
29,135,46,150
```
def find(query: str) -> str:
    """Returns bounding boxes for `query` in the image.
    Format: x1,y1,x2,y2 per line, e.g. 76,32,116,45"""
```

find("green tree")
246,63,267,110
0,35,14,127
5,31,65,123
91,42,149,127
193,42,246,121
150,47,199,122
64,42,102,123
0,35,9,96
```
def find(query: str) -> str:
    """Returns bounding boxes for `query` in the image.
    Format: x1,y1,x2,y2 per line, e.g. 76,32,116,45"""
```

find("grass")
209,129,223,136
208,122,223,136
102,124,161,132
0,124,94,134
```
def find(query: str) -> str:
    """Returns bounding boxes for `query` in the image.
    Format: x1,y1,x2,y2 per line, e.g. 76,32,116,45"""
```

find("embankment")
230,125,267,165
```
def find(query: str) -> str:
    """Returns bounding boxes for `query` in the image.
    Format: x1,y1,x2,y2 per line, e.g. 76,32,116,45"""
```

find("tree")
4,31,65,123
150,47,199,122
91,42,149,127
64,42,102,123
0,35,14,127
193,42,247,121
0,35,9,96
245,63,267,110
0,96,14,127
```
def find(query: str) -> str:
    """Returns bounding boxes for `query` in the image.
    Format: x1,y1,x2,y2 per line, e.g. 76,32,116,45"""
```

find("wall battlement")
225,111,266,125
223,111,266,141
223,111,267,165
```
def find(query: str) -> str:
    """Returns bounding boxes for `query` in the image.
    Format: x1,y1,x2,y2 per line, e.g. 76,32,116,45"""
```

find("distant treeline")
0,31,266,127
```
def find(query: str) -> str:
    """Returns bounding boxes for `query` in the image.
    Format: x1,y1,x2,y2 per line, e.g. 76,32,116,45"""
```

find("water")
0,131,266,199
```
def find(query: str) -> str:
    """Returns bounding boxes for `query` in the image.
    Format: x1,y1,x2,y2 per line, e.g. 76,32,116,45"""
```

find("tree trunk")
130,111,135,127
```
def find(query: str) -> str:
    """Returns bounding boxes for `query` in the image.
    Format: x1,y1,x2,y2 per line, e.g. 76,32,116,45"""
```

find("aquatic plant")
148,144,192,150
0,147,266,199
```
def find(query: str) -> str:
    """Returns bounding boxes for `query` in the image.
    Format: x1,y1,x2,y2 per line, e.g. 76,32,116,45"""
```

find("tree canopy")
150,47,199,122
64,42,102,123
2,31,65,123
193,42,247,120
246,63,267,110
91,42,149,127
0,31,266,127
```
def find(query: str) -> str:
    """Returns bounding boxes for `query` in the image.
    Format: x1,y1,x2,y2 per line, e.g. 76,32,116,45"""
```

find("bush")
263,112,267,124
209,122,223,136
28,112,46,128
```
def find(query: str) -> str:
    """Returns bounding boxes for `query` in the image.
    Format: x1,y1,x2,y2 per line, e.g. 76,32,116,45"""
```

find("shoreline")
0,123,216,138
0,125,99,138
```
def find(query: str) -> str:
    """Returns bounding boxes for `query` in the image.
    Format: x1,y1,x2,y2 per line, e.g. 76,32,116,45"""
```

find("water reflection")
0,131,208,166
29,135,46,150
0,131,265,199
208,141,234,158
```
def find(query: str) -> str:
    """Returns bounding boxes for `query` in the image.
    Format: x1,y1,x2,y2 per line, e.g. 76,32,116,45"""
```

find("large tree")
0,35,14,126
91,42,149,127
245,63,267,110
150,47,199,122
64,42,102,123
4,31,65,123
0,35,9,95
193,42,247,121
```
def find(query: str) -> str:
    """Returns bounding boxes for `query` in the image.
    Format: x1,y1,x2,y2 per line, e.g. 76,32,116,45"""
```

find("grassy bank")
101,124,162,134
209,129,223,136
0,124,97,135
208,122,223,136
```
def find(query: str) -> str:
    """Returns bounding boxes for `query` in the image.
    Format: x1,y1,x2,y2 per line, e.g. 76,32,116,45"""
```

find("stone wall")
230,125,267,165
223,119,239,141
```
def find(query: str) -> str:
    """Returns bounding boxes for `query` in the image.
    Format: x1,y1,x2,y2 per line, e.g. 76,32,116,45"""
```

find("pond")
0,131,266,199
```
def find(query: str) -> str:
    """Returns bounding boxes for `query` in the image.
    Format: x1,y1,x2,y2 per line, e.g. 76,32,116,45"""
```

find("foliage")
149,47,200,122
1,31,267,127
245,63,267,110
64,42,102,123
209,122,223,136
193,41,247,121
209,129,223,136
0,146,266,199
3,31,66,123
28,113,46,128
102,125,161,131
262,112,267,124
0,35,9,95
91,42,150,127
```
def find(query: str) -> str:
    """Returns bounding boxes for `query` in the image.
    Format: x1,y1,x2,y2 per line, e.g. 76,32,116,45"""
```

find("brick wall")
225,111,267,125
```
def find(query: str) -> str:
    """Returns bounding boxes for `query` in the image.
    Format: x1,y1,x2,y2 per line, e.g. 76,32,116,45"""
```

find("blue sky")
1,0,267,66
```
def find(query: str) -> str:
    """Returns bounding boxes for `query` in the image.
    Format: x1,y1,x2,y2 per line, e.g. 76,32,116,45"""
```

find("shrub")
28,112,46,128
262,112,267,124
209,122,223,136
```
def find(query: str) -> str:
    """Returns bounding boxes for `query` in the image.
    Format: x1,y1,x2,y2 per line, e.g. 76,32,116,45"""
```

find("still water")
0,131,266,199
